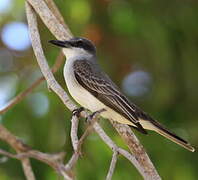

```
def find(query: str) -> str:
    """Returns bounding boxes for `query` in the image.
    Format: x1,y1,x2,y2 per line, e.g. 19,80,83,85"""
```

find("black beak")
48,40,71,48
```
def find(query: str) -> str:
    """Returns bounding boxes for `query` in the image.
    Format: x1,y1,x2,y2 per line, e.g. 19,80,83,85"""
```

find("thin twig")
25,2,76,111
93,122,143,172
70,115,79,151
65,114,80,171
44,0,67,29
0,148,22,159
65,152,79,172
21,158,36,180
0,0,161,179
69,113,148,177
25,0,161,178
0,76,44,114
27,0,72,40
25,0,161,179
0,149,35,180
0,125,34,180
111,121,160,180
66,109,105,171
0,125,72,179
76,109,105,154
51,51,65,73
106,151,118,180
0,51,64,115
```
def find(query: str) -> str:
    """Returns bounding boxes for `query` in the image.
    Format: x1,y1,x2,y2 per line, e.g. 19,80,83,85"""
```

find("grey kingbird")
49,37,195,152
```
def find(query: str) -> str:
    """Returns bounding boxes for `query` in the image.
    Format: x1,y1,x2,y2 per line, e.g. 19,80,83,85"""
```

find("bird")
49,37,195,152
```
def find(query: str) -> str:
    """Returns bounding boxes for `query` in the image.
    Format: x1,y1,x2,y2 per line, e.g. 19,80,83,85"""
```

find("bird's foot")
86,108,106,124
72,107,84,117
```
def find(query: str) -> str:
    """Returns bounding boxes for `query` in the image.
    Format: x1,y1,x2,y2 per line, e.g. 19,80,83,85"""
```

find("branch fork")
0,0,161,179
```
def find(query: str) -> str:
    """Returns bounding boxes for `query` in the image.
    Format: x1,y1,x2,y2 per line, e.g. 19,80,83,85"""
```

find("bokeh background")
0,0,198,179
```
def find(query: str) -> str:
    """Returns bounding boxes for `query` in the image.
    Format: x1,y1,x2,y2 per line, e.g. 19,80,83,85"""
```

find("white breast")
63,56,134,126
64,57,103,111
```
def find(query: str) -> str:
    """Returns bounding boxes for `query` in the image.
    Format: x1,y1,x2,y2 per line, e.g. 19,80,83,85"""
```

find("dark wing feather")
73,59,147,134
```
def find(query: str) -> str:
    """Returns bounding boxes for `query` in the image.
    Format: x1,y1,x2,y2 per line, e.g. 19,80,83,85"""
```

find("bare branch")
44,0,67,29
0,0,162,179
27,0,72,40
25,2,76,111
69,114,150,178
0,149,35,180
25,1,160,178
70,115,79,151
21,159,36,180
0,76,43,114
106,151,118,180
66,109,105,171
0,125,73,180
26,150,72,180
0,149,21,159
76,109,105,154
0,125,35,180
65,114,80,171
0,51,64,115
51,51,65,73
111,121,160,180
24,0,161,179
93,123,142,171
0,125,29,151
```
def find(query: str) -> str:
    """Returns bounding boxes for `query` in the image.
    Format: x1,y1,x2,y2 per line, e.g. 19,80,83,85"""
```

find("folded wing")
73,59,147,134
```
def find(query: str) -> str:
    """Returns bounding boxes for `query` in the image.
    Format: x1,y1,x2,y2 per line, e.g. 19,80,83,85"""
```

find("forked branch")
25,0,160,179
0,0,161,179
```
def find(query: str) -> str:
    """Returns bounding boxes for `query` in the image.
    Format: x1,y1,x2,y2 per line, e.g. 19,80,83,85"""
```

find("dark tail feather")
151,120,195,152
130,124,148,134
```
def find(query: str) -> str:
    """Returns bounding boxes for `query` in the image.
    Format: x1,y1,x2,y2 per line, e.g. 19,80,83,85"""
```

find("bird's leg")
74,109,106,156
72,107,84,117
86,108,106,124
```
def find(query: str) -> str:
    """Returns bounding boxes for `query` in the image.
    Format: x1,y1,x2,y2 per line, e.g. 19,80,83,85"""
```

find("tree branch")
0,51,64,114
111,121,160,180
27,0,72,40
21,159,36,180
106,151,118,180
0,148,35,180
25,0,161,179
0,0,162,179
0,124,35,180
76,109,105,154
0,125,74,180
93,122,144,174
70,115,80,151
44,0,67,29
66,109,105,171
25,2,76,111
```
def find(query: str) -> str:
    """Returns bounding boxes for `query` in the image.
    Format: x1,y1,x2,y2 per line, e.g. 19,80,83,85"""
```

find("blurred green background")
0,0,198,179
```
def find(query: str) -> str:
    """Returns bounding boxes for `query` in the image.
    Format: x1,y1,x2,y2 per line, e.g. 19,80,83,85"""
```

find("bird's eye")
77,40,83,46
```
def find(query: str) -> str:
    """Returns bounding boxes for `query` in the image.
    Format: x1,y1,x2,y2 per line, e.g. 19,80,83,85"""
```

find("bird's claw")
72,107,84,117
86,108,106,124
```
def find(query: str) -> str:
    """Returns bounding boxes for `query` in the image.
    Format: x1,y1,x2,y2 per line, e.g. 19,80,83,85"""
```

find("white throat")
62,47,93,60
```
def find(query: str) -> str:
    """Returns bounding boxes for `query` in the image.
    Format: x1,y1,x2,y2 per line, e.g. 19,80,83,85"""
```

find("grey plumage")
49,37,195,152
73,59,147,134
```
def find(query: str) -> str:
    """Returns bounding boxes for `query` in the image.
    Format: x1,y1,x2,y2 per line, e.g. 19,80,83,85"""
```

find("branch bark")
106,151,118,180
0,51,64,114
21,159,36,180
112,121,160,179
25,2,76,111
0,0,161,179
0,125,35,180
25,0,161,179
27,0,72,40
0,125,73,180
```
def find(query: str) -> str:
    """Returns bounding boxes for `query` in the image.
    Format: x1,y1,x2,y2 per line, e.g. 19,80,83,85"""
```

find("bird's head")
49,37,96,58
